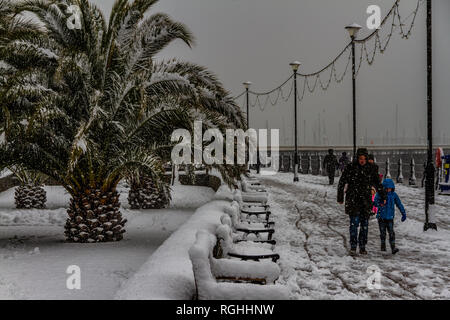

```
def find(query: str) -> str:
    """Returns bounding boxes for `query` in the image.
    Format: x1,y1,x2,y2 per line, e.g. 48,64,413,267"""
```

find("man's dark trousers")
349,215,369,250
328,171,335,185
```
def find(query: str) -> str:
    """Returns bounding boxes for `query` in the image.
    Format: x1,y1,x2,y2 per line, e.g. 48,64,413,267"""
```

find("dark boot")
381,243,386,251
349,248,357,256
359,248,368,255
391,245,399,255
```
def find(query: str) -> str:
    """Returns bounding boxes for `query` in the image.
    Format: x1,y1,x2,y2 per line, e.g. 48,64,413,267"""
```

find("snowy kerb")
115,186,235,300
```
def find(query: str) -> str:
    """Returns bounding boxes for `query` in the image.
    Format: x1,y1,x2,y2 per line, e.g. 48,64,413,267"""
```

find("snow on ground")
115,198,232,300
1,173,448,300
0,184,215,300
260,172,450,300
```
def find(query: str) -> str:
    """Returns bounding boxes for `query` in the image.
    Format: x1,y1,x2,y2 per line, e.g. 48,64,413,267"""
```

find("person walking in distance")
368,154,379,175
339,151,350,174
337,148,386,256
323,149,339,185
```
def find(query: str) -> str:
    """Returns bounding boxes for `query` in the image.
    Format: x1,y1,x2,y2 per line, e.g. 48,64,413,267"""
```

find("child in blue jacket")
373,179,406,254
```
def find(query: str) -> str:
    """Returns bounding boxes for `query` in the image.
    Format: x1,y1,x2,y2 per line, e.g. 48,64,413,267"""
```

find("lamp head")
345,23,362,38
289,61,301,72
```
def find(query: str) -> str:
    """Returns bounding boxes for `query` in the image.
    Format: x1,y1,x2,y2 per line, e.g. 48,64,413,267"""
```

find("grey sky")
90,0,450,147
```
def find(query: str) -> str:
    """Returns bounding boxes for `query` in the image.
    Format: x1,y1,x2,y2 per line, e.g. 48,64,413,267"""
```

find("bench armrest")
227,252,280,263
235,227,275,240
211,258,281,284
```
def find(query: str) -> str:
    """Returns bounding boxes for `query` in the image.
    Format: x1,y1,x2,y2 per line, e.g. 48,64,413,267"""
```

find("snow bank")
0,207,67,226
0,186,70,226
114,198,232,300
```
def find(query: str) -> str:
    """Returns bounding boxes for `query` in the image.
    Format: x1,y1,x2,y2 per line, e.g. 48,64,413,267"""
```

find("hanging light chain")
233,0,424,112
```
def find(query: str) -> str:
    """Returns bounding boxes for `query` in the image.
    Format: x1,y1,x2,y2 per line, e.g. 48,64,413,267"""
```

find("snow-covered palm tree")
2,0,245,242
127,60,248,209
9,167,47,209
0,0,49,142
0,0,53,206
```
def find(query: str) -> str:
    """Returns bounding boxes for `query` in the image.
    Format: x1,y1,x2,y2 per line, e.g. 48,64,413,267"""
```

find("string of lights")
355,0,425,76
248,75,295,110
233,0,424,109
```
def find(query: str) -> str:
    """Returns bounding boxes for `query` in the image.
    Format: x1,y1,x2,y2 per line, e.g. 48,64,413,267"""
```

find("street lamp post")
345,23,362,158
290,61,301,182
424,0,437,231
243,81,252,172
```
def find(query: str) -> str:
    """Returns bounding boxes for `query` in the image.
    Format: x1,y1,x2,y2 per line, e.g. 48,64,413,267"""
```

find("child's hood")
382,178,395,190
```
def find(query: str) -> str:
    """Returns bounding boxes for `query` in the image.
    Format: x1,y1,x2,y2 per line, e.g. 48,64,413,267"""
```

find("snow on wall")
114,198,232,300
213,184,234,201
0,168,12,179
0,186,70,226
0,208,67,226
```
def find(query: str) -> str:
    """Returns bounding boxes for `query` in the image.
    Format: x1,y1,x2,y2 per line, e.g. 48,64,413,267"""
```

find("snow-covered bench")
233,189,269,206
242,173,260,182
223,206,276,244
241,179,267,193
227,201,274,229
230,200,273,225
216,222,280,262
188,230,289,300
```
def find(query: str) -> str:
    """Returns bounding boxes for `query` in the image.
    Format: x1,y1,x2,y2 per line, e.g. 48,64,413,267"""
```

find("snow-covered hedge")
115,186,235,300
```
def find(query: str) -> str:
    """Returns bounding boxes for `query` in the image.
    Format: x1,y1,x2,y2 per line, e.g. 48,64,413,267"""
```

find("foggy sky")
90,0,450,147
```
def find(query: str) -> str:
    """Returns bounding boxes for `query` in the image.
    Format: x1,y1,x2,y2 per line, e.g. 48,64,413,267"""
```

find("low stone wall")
0,174,19,193
0,175,61,193
179,174,222,192
1,172,220,195
276,147,450,184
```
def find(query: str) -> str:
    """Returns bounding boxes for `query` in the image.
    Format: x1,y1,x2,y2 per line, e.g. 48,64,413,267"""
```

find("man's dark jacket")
372,163,379,176
337,162,386,217
323,154,338,173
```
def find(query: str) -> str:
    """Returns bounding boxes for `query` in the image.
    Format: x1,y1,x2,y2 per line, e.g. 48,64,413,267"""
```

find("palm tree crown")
1,0,246,242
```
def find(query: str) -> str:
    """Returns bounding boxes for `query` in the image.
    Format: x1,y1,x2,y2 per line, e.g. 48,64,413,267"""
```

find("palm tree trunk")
15,184,47,209
65,188,127,243
128,177,170,209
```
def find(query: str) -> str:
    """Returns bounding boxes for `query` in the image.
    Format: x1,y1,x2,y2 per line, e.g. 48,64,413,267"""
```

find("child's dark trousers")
378,218,395,248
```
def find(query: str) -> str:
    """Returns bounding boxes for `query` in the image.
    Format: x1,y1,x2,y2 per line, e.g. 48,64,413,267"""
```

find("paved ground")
261,173,450,300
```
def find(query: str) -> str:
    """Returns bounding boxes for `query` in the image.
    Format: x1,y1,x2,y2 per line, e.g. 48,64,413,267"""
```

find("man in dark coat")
337,148,386,255
368,154,379,176
323,149,339,185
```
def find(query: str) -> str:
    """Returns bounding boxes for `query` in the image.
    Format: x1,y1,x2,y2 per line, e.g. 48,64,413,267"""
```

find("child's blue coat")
373,179,406,220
